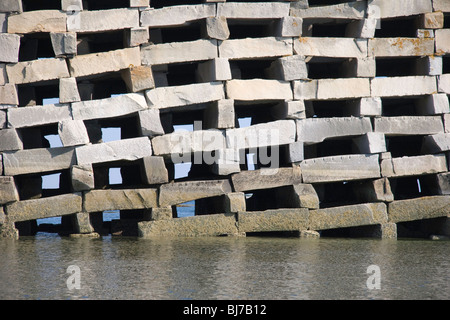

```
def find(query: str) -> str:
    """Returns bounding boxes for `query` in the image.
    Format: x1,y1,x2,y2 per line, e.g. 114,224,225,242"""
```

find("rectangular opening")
385,136,424,157
376,57,419,77
314,181,362,208
443,56,450,74
108,167,123,185
230,59,276,80
174,201,195,218
389,175,435,200
381,97,420,116
397,217,448,239
17,83,59,107
151,0,203,9
174,162,192,180
78,30,127,55
165,62,201,86
310,22,349,38
77,74,128,100
101,115,140,141
375,17,419,38
22,0,60,11
445,13,450,29
308,0,354,5
171,109,204,129
227,20,276,39
18,123,60,149
19,34,55,62
320,224,381,239
84,0,130,10
245,188,283,212
306,100,347,118
41,169,71,198
195,195,225,216
101,127,121,143
235,102,278,125
307,58,347,79
158,22,203,43
304,138,355,159
93,160,144,189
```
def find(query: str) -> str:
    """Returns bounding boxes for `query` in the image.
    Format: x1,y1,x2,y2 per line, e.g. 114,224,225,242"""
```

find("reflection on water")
0,234,448,300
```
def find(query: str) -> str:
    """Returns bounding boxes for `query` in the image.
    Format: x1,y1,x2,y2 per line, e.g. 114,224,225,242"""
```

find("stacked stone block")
0,0,449,239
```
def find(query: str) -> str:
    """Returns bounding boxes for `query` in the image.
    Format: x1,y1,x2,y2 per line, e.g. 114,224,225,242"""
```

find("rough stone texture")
138,213,238,237
84,189,158,213
238,208,309,233
374,116,444,136
71,164,94,191
380,154,448,178
231,167,302,192
7,10,66,33
72,93,148,121
226,120,296,150
121,65,155,92
141,156,169,185
205,17,230,41
6,58,70,85
219,37,292,60
50,32,77,57
294,38,368,58
371,76,437,97
300,155,381,183
217,2,290,19
141,39,218,66
224,192,246,213
226,79,293,101
0,176,19,205
75,137,152,165
59,77,80,103
422,133,450,153
159,180,232,207
309,203,388,231
196,58,232,82
369,0,432,19
72,212,95,234
6,193,82,222
67,8,139,32
388,196,450,223
151,129,226,156
7,103,72,128
140,4,215,27
353,178,394,203
0,128,22,151
0,33,20,63
296,117,372,145
146,82,224,109
138,108,165,137
58,120,90,147
291,1,366,20
3,147,76,175
0,0,22,13
368,38,435,57
294,78,371,100
68,47,141,78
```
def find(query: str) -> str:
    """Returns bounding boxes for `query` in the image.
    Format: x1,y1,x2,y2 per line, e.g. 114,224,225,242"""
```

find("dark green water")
0,234,448,300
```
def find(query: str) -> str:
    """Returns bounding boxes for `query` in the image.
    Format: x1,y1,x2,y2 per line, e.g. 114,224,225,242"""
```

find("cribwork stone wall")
0,0,449,239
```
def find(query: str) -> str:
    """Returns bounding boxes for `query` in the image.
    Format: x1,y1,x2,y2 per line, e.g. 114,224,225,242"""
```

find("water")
0,234,448,300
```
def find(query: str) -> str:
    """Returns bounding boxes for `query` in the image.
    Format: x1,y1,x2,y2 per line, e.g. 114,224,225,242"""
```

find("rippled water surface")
0,234,448,300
